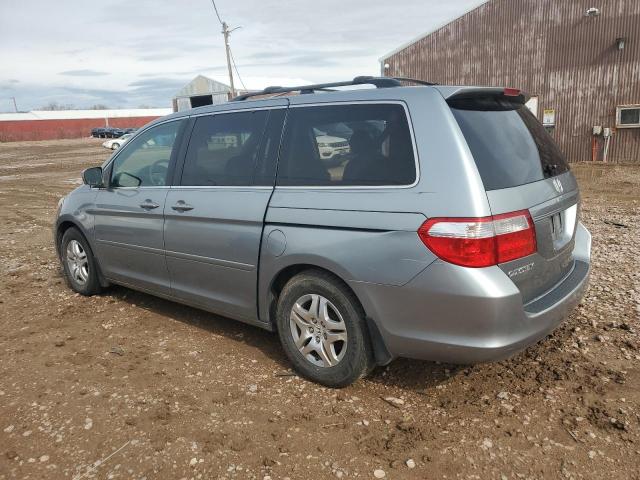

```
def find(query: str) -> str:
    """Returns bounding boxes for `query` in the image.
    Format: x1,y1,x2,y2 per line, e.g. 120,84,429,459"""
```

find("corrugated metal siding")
383,0,640,163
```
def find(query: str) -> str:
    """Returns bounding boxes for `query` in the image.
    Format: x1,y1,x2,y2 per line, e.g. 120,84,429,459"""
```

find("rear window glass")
277,103,416,186
451,102,569,191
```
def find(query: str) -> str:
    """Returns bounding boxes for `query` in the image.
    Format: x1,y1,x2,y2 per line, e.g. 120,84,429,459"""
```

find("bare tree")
40,101,75,111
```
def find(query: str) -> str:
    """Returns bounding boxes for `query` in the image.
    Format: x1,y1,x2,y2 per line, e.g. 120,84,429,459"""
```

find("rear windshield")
450,99,569,191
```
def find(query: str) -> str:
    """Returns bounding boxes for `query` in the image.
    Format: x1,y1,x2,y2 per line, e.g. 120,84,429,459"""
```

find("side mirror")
82,167,104,187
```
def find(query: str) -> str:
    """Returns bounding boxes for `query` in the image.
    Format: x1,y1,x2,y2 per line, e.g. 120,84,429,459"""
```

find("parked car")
314,130,350,166
91,127,106,138
55,76,591,387
91,127,114,138
93,127,135,138
102,133,132,150
102,127,123,138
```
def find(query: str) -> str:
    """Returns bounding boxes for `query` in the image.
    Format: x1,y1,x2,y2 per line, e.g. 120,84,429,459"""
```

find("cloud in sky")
0,0,484,111
59,69,111,77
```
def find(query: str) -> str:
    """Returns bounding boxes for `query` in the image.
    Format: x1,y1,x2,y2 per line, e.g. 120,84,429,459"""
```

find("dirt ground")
0,138,638,480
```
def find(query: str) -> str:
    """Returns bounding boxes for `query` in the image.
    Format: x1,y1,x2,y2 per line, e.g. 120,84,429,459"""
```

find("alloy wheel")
289,293,348,367
66,239,89,285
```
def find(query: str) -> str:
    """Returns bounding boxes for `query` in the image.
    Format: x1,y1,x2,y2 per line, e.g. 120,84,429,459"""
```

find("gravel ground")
0,138,638,480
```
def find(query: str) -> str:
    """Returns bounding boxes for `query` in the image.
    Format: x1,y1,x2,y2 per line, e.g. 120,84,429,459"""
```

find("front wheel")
276,270,373,387
61,228,102,296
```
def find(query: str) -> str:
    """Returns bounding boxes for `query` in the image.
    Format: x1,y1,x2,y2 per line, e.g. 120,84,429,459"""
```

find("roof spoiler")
441,86,529,103
443,87,529,110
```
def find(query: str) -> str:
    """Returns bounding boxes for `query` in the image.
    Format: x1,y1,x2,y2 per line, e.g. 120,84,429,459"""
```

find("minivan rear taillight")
418,210,537,268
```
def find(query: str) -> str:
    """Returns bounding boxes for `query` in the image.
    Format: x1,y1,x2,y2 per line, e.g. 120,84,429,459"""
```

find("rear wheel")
276,270,373,387
61,228,101,296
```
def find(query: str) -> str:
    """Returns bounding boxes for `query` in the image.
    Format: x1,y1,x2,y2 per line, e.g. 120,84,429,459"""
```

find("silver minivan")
55,77,591,387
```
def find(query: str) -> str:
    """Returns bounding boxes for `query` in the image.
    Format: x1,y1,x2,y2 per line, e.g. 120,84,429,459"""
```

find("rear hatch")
447,88,578,304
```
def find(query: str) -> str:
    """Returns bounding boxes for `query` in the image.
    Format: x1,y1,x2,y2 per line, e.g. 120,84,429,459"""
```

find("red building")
0,108,172,142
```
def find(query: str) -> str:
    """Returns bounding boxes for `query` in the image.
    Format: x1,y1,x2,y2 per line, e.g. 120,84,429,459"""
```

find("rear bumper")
351,222,591,364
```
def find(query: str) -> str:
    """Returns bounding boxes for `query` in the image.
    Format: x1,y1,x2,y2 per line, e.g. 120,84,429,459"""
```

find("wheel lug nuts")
315,336,320,342
309,327,314,333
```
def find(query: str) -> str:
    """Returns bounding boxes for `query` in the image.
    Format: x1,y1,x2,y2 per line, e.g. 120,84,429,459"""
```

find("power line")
209,0,223,25
229,47,247,92
207,0,247,98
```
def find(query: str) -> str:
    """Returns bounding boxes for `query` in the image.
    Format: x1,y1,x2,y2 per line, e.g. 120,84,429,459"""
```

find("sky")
0,0,483,112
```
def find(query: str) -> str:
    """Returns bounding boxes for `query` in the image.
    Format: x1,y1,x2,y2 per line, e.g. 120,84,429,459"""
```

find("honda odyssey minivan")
55,76,591,387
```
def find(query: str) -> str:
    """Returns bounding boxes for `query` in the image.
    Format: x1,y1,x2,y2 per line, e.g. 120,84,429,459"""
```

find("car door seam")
256,104,290,324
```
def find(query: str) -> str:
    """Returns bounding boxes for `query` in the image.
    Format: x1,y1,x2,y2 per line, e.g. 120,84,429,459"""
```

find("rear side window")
451,101,569,191
277,103,416,186
181,110,269,186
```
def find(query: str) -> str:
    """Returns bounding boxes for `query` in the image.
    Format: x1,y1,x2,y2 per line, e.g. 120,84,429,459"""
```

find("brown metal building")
381,0,640,163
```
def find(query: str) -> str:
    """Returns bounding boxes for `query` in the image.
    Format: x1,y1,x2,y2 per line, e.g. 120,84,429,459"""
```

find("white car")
315,134,350,165
102,134,132,150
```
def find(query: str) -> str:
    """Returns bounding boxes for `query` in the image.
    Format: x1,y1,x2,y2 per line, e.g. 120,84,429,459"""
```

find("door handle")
139,200,160,210
171,201,194,212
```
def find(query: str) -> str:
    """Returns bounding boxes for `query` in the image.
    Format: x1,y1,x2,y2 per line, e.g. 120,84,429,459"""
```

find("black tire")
60,227,102,296
276,270,373,388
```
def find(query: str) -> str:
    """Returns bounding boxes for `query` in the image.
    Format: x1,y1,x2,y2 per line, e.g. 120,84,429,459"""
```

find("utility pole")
222,21,236,98
11,97,18,112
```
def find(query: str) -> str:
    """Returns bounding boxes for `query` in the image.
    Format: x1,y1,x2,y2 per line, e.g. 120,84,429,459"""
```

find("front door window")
110,120,182,187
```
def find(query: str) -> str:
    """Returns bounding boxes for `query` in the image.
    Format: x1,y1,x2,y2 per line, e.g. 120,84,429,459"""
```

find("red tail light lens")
418,210,537,268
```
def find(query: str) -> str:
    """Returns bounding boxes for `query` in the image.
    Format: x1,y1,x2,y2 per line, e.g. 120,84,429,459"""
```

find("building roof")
0,108,172,122
379,0,490,61
174,75,231,99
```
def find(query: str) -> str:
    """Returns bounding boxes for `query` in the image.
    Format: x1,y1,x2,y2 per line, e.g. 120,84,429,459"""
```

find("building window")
616,105,640,128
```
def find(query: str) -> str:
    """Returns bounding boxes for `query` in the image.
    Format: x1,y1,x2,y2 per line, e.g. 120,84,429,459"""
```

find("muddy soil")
1,139,639,480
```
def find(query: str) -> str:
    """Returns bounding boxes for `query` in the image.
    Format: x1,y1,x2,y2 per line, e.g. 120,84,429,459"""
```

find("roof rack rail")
231,75,409,101
393,76,439,86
